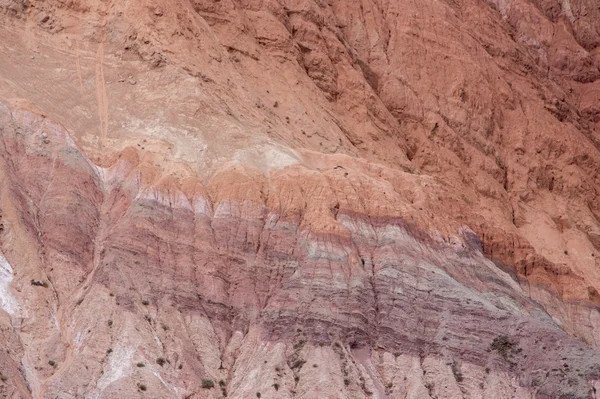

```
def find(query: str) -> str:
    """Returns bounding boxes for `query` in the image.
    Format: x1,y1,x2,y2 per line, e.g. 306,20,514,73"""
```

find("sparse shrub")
107,319,113,327
202,379,214,389
109,292,115,297
48,360,56,367
219,380,226,387
312,364,318,368
256,393,261,398
273,101,279,108
425,382,434,395
485,367,490,374
0,373,7,382
142,300,150,306
107,349,113,354
161,324,169,331
156,358,166,367
138,383,147,391
273,383,279,391
451,361,464,383
292,359,305,369
178,364,183,370
137,362,145,367
490,335,519,360
344,378,350,386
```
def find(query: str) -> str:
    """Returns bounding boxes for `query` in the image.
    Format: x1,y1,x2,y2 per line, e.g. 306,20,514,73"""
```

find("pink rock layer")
0,104,599,398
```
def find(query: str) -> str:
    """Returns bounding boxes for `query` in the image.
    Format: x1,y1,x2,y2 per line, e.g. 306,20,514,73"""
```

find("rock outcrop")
0,0,600,397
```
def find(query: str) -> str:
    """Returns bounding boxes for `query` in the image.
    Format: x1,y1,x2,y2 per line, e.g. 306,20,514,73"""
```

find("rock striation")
0,0,599,397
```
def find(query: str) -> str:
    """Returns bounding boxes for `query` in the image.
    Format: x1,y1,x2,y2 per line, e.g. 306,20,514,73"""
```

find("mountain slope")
0,0,600,397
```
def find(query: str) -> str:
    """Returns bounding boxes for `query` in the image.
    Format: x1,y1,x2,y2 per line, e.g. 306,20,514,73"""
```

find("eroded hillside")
0,0,600,397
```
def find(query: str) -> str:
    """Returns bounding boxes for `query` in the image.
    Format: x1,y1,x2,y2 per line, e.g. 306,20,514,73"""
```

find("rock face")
0,0,600,397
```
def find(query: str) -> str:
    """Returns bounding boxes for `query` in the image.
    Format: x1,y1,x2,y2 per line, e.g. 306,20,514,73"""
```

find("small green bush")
202,379,214,389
